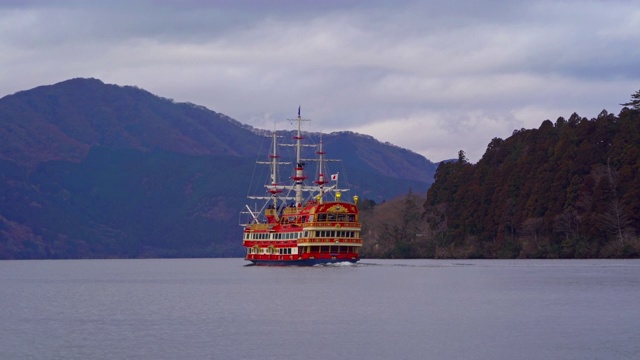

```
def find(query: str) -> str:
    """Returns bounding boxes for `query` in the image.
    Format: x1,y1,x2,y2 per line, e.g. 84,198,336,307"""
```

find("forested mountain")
0,78,436,259
362,98,640,259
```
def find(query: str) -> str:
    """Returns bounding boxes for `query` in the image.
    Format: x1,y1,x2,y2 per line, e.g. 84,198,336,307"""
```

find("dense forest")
361,91,640,259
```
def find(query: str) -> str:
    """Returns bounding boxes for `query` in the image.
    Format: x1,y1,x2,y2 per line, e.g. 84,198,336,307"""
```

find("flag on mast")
331,173,338,181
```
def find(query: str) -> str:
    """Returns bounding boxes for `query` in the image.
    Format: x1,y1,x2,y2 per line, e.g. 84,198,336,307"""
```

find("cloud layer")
1,0,639,162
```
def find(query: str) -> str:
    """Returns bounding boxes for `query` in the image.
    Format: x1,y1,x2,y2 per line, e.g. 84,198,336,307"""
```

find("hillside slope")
0,78,437,259
424,108,640,258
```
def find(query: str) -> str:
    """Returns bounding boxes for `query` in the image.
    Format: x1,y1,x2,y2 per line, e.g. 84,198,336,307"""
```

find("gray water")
1,259,639,360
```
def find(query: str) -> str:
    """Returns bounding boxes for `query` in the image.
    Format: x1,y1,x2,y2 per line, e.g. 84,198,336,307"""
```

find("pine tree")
458,150,468,164
620,89,640,110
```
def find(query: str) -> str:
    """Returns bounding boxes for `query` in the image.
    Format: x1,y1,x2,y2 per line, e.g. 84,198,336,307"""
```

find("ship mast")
314,137,327,204
267,130,282,210
291,107,309,208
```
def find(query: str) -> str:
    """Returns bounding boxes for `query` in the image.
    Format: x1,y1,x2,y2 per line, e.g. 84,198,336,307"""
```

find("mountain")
0,78,258,166
0,78,437,259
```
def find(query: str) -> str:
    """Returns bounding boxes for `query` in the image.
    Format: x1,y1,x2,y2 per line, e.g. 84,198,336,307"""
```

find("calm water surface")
1,259,639,360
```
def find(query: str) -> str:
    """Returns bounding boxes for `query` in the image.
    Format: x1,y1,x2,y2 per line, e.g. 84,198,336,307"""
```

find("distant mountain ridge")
0,78,259,166
0,78,437,259
0,78,435,182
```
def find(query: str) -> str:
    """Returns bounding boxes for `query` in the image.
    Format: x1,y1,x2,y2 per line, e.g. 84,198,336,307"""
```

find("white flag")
331,173,338,181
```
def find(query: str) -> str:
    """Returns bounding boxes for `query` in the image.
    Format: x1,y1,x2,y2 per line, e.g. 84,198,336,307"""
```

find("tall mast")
291,107,309,208
268,129,281,210
314,136,327,204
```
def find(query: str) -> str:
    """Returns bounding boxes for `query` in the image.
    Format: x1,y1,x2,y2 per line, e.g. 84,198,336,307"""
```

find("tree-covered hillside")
361,94,640,259
0,148,253,259
430,107,640,257
0,78,436,259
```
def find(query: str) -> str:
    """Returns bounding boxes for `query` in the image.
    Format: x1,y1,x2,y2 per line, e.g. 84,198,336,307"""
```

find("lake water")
1,259,639,359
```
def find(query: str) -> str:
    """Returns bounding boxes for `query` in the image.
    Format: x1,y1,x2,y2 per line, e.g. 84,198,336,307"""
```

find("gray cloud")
1,0,638,162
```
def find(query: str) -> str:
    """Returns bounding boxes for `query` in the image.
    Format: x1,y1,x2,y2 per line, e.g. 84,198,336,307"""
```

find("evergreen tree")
620,89,640,110
458,150,468,164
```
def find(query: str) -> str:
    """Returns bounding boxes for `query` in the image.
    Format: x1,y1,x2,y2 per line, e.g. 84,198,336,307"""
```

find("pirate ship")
240,109,362,265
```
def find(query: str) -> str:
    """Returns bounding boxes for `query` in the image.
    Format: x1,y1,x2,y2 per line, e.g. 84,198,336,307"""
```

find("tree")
599,199,631,244
620,89,640,110
458,150,468,164
393,188,423,257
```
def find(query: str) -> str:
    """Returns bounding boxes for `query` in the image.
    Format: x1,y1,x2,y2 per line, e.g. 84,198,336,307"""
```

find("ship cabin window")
309,245,348,253
316,213,356,223
275,233,300,240
314,230,358,238
253,233,271,240
306,245,355,253
313,230,357,238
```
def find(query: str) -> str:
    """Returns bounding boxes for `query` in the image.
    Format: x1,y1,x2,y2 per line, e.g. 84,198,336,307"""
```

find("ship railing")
297,238,362,244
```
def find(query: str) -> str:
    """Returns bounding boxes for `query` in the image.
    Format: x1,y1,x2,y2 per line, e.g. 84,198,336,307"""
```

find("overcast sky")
1,0,638,162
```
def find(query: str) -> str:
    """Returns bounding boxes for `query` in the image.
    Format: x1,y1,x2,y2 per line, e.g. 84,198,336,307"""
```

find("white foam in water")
314,261,357,267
